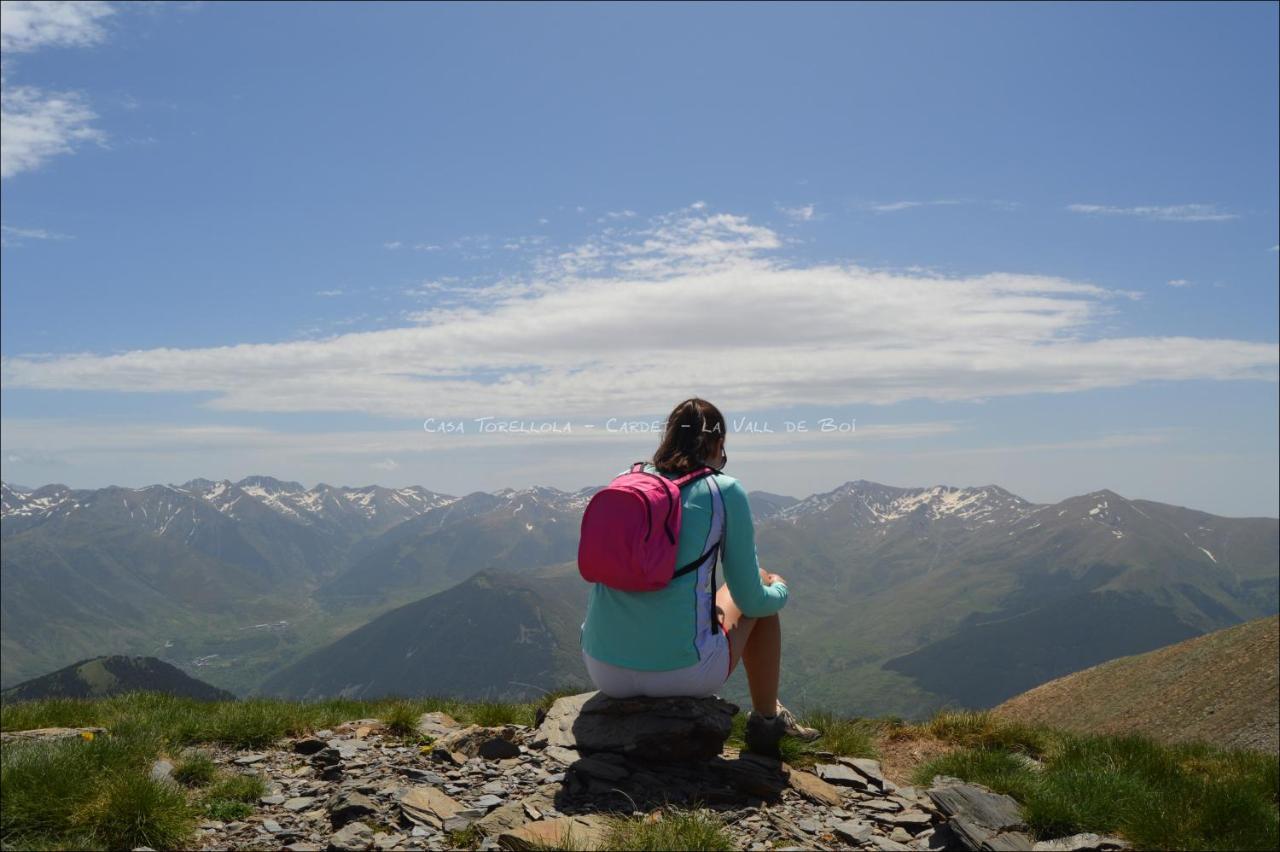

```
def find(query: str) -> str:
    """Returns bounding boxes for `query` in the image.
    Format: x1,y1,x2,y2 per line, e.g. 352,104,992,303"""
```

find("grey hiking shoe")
775,702,821,741
744,702,821,758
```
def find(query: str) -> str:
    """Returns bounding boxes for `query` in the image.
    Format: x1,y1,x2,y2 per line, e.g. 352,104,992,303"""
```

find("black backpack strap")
672,542,718,578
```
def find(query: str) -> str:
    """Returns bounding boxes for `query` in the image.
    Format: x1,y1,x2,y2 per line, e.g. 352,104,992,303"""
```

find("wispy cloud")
1067,203,1238,222
778,203,816,222
863,199,963,213
315,289,343,297
2,205,1275,419
1166,279,1193,288
0,223,72,246
1,1,116,179
382,241,402,250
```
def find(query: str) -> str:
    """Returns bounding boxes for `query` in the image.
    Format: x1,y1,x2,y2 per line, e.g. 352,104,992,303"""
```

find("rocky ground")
29,692,1128,852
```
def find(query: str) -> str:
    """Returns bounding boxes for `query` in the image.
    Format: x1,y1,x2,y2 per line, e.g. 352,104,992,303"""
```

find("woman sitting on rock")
579,397,819,757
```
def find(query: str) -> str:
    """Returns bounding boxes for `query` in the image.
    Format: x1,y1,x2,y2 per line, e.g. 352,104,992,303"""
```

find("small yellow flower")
80,731,95,741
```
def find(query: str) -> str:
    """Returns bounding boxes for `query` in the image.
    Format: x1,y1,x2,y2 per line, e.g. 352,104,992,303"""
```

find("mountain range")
3,476,1276,717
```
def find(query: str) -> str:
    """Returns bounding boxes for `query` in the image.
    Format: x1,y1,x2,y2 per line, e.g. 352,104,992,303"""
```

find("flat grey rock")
326,821,373,852
816,762,872,788
1032,834,1130,852
930,782,1033,851
536,690,737,762
832,819,873,844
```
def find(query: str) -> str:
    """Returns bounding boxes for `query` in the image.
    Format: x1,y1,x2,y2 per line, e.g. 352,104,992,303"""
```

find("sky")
1,1,1277,516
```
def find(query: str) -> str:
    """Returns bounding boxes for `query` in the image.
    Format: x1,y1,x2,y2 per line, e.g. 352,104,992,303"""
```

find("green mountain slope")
260,566,589,700
1,655,235,702
994,615,1280,753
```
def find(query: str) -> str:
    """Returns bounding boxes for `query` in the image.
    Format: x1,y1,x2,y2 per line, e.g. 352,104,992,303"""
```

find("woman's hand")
761,571,786,587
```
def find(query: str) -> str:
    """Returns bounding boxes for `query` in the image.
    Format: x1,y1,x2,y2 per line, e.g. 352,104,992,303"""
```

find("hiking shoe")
775,702,821,741
744,711,786,759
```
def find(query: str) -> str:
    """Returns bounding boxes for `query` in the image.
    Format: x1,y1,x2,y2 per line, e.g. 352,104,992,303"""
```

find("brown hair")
652,398,726,475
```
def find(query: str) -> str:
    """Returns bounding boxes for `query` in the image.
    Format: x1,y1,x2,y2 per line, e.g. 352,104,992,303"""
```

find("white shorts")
581,634,732,699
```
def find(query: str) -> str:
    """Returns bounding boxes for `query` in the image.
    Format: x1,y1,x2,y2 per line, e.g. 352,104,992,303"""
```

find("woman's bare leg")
716,584,780,716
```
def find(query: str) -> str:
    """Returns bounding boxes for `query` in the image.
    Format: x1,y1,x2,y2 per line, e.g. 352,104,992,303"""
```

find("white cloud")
778,203,815,222
0,1,114,52
1067,203,1238,222
1,84,104,178
315,289,343,297
1166,279,1193,288
0,223,71,245
383,241,402,250
2,206,1275,420
1,1,117,179
371,458,400,471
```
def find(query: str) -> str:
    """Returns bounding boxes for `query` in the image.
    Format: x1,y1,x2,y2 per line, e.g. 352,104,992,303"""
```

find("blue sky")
2,1,1277,515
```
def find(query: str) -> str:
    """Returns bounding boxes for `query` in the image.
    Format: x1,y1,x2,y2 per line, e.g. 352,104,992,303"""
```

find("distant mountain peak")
2,655,234,702
779,479,1034,526
236,475,307,494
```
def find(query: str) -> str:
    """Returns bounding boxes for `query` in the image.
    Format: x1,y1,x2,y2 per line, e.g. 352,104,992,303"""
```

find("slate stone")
816,762,871,788
838,756,887,789
399,786,461,829
326,821,374,852
536,691,737,762
497,815,610,851
788,769,843,806
929,782,1032,851
1032,834,1130,852
327,791,377,827
478,737,522,760
833,819,873,844
294,738,327,755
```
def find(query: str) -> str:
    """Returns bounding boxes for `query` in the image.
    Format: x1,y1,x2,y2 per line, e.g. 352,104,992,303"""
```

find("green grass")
914,715,1279,852
0,736,197,851
446,823,485,849
171,750,218,787
202,799,253,821
726,707,878,766
603,809,735,851
922,709,1053,757
380,700,420,738
200,771,267,823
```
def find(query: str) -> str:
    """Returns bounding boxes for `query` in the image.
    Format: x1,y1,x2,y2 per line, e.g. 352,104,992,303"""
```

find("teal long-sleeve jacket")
579,464,789,671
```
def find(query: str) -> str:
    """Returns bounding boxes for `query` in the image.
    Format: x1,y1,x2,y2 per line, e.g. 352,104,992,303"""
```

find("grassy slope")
994,615,1280,754
1,694,1276,851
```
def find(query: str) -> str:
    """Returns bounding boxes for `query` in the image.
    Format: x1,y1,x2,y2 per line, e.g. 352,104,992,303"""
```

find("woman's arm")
719,478,788,617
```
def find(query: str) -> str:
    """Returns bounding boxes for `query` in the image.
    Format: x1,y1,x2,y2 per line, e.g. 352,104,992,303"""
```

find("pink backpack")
578,461,720,591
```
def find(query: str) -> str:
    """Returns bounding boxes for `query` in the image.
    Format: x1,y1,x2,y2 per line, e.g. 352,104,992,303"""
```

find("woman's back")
580,462,788,671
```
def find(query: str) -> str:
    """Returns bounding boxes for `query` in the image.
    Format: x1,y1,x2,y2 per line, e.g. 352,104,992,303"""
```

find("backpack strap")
671,474,725,580
671,466,715,488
